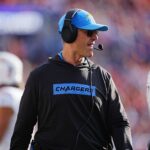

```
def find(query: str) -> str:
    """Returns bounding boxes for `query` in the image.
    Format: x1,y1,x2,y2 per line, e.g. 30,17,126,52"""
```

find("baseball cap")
58,9,108,32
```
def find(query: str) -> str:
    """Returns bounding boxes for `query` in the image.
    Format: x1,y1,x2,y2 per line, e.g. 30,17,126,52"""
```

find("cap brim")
76,23,108,31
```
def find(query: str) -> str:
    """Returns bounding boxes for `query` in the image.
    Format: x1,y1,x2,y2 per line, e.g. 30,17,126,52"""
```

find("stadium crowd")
0,0,150,149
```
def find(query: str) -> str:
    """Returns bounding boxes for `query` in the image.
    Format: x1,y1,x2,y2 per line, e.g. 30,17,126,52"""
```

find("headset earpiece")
61,9,79,43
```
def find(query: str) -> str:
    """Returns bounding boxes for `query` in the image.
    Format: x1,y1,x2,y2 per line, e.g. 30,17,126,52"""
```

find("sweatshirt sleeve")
10,72,38,150
107,76,133,150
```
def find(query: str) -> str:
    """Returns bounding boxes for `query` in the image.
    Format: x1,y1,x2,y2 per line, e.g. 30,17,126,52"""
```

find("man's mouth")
87,43,94,48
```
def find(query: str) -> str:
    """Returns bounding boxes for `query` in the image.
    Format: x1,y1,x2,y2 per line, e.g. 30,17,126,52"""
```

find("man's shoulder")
29,60,57,81
33,63,50,72
91,62,111,77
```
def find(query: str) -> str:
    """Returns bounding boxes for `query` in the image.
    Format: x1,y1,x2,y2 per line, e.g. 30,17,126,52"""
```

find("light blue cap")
58,9,108,32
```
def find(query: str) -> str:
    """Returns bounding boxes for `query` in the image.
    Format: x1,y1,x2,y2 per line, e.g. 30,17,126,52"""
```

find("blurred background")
0,0,149,149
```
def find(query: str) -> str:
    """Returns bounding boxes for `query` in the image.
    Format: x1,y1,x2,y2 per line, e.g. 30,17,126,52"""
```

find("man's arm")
10,72,38,150
107,77,133,150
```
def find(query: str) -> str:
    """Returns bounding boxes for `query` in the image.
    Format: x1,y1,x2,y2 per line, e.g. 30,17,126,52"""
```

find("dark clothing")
10,55,133,150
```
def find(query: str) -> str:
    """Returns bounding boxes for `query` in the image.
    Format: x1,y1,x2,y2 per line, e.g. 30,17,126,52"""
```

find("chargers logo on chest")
53,83,96,96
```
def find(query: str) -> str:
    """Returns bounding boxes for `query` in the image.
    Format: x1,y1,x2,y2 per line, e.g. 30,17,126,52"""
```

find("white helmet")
0,51,23,85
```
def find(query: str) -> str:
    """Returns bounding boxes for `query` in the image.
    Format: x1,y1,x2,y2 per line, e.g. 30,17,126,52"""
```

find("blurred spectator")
0,51,23,150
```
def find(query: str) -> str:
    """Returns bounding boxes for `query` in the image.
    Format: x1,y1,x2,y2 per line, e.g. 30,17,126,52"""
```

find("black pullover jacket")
10,55,133,150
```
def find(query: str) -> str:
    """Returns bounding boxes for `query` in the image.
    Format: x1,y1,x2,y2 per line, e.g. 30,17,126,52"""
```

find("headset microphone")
94,44,103,51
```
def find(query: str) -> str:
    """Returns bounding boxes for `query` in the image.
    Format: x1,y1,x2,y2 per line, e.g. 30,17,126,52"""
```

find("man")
0,51,23,150
10,9,133,150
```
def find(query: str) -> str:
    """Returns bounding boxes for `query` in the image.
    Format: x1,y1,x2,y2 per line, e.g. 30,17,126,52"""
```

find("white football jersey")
0,86,23,150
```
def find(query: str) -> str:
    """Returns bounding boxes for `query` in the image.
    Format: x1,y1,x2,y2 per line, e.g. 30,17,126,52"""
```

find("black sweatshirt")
10,55,133,150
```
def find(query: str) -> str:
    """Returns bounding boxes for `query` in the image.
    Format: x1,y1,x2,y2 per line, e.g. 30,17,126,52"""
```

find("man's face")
72,29,99,58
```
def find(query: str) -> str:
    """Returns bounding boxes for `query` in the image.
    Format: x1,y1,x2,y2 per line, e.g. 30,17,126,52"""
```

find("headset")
61,9,80,43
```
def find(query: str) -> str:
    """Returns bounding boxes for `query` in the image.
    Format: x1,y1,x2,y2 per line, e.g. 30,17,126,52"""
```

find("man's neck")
62,46,84,66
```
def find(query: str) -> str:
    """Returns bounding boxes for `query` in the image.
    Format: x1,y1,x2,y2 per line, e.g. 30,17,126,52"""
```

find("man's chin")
87,51,93,57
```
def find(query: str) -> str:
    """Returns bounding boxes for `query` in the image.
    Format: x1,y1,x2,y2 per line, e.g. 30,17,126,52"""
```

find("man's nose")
91,32,98,41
